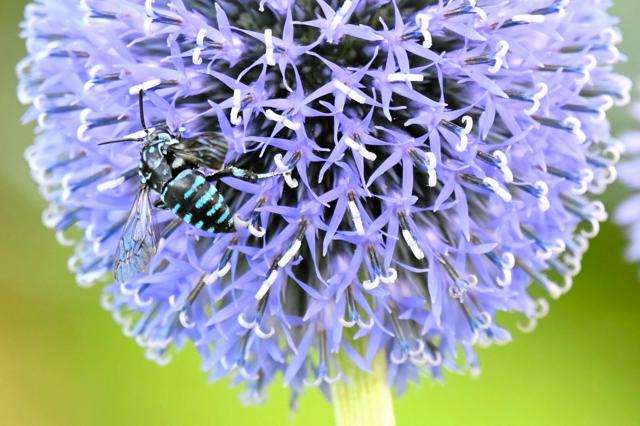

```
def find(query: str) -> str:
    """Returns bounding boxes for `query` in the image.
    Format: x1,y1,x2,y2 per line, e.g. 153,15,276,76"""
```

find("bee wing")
114,186,159,283
170,132,228,169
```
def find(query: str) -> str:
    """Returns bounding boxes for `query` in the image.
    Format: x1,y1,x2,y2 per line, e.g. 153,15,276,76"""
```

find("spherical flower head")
19,0,629,403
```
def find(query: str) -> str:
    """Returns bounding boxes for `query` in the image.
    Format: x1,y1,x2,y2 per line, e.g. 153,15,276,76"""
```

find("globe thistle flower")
19,0,629,407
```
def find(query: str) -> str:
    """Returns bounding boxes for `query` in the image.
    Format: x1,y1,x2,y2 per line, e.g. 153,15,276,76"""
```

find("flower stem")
331,342,396,426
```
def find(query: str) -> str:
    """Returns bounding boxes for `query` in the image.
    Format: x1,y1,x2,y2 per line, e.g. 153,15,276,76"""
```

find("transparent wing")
170,132,228,169
113,186,159,283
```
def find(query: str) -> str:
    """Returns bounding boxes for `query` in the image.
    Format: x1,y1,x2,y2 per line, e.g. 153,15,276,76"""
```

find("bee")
99,91,288,283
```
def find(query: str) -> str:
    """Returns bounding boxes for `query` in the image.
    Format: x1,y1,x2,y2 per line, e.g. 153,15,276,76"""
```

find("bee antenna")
138,89,149,131
98,138,142,146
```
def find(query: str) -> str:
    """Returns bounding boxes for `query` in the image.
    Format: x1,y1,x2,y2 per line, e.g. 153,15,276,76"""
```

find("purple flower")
19,0,629,403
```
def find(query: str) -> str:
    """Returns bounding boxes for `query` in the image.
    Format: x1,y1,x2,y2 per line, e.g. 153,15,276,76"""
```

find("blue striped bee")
100,91,286,283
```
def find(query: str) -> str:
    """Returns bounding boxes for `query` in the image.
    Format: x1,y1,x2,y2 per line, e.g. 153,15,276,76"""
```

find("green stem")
331,341,396,426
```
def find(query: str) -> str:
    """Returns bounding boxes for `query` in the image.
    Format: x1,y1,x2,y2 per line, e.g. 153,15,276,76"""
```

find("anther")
333,80,366,104
408,149,437,187
399,213,425,259
264,29,275,66
512,14,545,24
204,261,231,285
387,73,424,83
483,177,512,202
415,13,433,48
238,312,257,329
347,192,365,235
274,153,298,188
265,109,300,131
230,89,242,125
345,136,376,161
192,28,207,65
97,176,126,192
129,79,162,95
458,115,473,151
525,83,549,116
328,0,352,42
488,40,509,74
134,287,153,307
563,117,586,143
255,268,278,300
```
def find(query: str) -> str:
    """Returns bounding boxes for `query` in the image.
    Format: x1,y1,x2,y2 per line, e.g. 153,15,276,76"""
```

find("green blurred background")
2,1,640,425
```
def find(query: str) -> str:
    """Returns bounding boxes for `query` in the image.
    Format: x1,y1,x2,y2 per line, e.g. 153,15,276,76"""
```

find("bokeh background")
1,1,639,425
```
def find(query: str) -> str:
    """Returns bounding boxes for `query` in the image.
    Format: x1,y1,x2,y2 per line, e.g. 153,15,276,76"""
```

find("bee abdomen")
161,169,235,233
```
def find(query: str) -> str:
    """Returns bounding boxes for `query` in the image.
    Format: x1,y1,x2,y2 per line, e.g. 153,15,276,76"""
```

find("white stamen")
534,181,550,211
387,73,424,83
249,223,266,238
424,151,437,187
204,262,231,285
344,137,377,161
79,108,92,124
120,282,137,296
254,325,275,339
572,168,594,195
328,0,352,37
192,28,207,64
88,65,104,79
255,270,279,300
339,317,356,328
196,28,207,46
512,14,545,24
380,268,398,284
264,29,275,66
129,79,162,95
204,271,219,285
278,239,302,268
77,269,106,287
525,83,548,115
488,40,509,74
492,150,513,183
77,125,90,142
483,177,512,202
237,313,257,329
145,0,154,16
192,48,204,65
415,13,432,48
563,117,586,143
274,153,298,188
144,17,154,35
179,310,195,329
497,268,512,288
265,109,300,131
362,276,380,291
230,89,242,125
234,214,250,228
333,80,366,104
100,293,114,311
455,115,473,152
402,229,425,259
348,200,365,235
97,176,125,192
168,294,180,309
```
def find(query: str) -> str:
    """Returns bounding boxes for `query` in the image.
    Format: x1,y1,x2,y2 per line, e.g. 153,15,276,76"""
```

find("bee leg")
206,166,283,184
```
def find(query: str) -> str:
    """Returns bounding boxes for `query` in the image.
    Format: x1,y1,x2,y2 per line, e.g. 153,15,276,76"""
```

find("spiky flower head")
19,0,629,403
